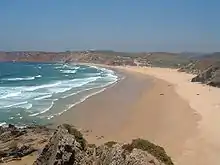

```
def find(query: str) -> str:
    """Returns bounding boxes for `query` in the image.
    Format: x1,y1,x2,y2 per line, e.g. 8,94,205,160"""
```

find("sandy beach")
53,66,214,165
6,65,220,165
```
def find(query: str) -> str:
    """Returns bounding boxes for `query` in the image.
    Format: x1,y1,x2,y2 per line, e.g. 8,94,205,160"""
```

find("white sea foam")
2,74,42,81
88,65,117,79
66,66,80,70
0,92,21,99
61,78,117,99
0,122,6,126
50,87,72,94
48,88,107,119
24,82,62,92
3,76,35,81
88,65,99,70
47,115,54,120
2,101,32,110
0,64,119,125
34,94,52,100
0,75,101,109
29,101,54,117
1,101,28,108
47,77,101,94
60,70,76,74
69,76,101,86
67,88,106,109
55,66,63,69
36,75,42,78
47,79,118,119
56,65,79,70
19,103,32,110
84,73,101,77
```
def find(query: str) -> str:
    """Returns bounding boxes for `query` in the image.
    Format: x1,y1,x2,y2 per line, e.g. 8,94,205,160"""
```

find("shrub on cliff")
122,138,173,165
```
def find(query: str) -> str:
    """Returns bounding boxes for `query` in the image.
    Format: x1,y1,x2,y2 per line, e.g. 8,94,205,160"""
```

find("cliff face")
34,124,173,165
179,53,220,87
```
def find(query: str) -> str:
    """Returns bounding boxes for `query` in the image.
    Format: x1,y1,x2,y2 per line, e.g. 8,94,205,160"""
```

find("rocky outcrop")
179,58,220,88
178,62,200,74
191,65,220,87
0,124,53,163
34,124,173,165
33,124,93,165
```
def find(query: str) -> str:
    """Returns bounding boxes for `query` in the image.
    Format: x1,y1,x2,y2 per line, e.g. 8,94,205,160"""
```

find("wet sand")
54,68,199,164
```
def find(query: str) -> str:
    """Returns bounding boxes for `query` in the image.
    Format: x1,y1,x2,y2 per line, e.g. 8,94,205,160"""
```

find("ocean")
0,62,118,126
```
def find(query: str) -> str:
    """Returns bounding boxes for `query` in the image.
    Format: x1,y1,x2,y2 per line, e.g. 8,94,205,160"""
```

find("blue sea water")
0,62,118,126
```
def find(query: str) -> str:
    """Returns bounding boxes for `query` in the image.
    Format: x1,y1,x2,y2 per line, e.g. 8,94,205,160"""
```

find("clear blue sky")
0,0,219,52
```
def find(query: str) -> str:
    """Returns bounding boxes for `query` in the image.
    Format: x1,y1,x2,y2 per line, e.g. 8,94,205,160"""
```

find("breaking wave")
0,62,118,126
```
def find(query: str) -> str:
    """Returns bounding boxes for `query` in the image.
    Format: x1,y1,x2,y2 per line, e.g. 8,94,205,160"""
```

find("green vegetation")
62,124,86,150
122,138,173,165
104,141,117,148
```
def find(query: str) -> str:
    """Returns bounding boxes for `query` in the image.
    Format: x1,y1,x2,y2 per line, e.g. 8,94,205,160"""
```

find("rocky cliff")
179,53,220,87
33,124,173,165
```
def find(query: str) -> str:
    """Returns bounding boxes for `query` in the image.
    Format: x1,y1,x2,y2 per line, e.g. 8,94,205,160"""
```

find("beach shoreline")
5,64,220,165
53,65,202,164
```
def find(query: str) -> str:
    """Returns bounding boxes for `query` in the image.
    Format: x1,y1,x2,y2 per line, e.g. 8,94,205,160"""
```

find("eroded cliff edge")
33,124,173,165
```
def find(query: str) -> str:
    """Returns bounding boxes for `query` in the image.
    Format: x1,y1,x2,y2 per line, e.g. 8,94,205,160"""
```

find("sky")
0,0,219,52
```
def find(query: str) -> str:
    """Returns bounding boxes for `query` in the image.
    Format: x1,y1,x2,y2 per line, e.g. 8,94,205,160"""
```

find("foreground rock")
34,124,173,165
0,124,53,163
178,52,220,87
